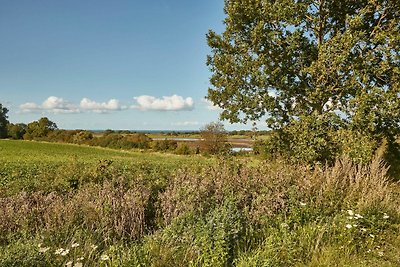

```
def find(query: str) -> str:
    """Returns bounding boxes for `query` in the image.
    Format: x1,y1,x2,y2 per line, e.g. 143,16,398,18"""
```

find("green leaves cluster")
207,0,400,164
0,103,9,138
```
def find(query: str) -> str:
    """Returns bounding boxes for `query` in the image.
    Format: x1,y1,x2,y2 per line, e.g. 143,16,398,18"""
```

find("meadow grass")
0,140,399,266
0,139,206,165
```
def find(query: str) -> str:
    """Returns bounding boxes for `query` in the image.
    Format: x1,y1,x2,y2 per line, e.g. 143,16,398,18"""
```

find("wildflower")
55,248,64,255
71,243,80,248
74,262,83,267
354,214,363,219
300,202,307,207
352,224,358,227
38,243,42,248
65,261,73,267
347,210,354,216
369,234,375,238
61,249,70,256
348,216,353,220
101,254,110,261
77,257,84,261
39,247,50,253
378,251,384,257
383,213,389,219
345,224,352,229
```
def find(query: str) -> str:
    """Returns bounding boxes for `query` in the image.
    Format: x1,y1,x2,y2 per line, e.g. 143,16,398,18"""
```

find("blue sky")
0,0,265,130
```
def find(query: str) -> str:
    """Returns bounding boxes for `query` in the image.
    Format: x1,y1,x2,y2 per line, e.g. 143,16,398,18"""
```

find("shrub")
199,122,230,155
175,143,191,155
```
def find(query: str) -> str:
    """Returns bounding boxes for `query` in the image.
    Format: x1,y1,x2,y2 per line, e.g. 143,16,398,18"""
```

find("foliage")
174,143,191,155
24,117,58,140
151,139,178,152
7,123,27,140
0,103,9,138
0,141,399,266
207,0,400,164
87,133,151,150
199,122,230,155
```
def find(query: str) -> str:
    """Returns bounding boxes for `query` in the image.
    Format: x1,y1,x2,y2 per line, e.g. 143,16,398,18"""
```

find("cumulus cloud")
19,96,79,113
201,98,222,111
80,98,124,113
20,102,40,110
132,95,194,111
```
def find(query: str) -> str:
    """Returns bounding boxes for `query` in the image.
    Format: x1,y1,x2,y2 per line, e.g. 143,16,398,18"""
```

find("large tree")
0,103,9,138
207,0,400,162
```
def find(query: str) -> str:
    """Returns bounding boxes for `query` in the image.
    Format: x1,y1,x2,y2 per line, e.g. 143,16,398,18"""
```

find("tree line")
0,104,233,155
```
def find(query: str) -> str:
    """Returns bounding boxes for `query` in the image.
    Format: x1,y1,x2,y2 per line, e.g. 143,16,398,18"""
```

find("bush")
175,143,191,155
151,140,178,152
1,156,399,266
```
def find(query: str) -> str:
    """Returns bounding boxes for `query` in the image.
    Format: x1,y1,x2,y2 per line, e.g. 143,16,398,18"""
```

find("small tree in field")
200,122,229,155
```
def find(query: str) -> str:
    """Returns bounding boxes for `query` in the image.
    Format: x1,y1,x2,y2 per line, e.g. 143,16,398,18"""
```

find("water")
231,147,253,152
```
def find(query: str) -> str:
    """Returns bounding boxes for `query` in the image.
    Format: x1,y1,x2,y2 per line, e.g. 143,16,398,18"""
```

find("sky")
0,0,266,131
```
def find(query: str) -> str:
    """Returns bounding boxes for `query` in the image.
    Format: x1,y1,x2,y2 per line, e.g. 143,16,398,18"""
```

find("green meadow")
0,140,209,196
1,140,400,266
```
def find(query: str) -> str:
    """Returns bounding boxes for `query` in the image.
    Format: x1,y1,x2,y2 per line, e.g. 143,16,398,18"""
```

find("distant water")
231,147,253,152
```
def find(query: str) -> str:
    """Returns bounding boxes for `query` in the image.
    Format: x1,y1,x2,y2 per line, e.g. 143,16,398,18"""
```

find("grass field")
0,140,210,196
0,139,208,165
1,140,399,266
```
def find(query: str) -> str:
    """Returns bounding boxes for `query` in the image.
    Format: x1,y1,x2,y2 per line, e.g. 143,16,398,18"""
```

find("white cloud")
172,121,200,126
20,102,40,110
201,98,222,111
80,98,124,113
19,96,79,113
132,95,194,111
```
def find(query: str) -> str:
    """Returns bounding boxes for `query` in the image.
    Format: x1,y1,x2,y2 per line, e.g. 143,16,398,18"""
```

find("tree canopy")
25,117,58,139
0,103,9,138
200,122,229,154
207,0,400,163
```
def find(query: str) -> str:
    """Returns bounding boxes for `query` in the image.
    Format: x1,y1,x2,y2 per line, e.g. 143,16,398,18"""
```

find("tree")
199,122,230,154
0,103,9,138
7,123,27,139
207,0,400,163
26,117,58,139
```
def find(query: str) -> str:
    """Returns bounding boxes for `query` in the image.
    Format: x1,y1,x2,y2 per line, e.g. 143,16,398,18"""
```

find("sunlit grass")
0,140,399,266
